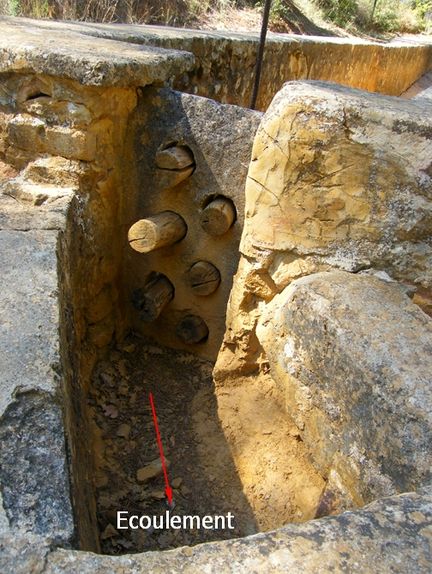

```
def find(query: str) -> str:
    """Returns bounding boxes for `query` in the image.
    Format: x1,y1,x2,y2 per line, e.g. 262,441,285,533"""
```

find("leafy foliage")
0,0,430,34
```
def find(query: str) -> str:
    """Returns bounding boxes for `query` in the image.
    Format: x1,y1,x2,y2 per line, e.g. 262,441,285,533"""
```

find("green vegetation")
1,0,430,35
315,0,430,33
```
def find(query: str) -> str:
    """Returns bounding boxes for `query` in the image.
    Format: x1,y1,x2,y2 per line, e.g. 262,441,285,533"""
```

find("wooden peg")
155,145,194,170
185,261,221,296
200,197,236,236
132,274,174,322
128,211,187,253
155,166,194,190
176,315,209,344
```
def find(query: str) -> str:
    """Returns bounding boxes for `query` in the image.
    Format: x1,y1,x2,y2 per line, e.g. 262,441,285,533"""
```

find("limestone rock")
100,524,118,540
0,17,195,88
0,188,71,231
215,80,432,380
8,115,97,161
19,97,93,128
136,458,169,483
0,160,17,180
16,487,432,573
257,271,432,506
150,490,166,500
241,82,432,272
2,177,74,205
126,87,262,360
23,156,85,188
116,424,131,439
3,17,429,110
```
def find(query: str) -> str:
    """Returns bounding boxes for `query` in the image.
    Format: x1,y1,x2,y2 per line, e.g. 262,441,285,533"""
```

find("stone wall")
0,22,194,551
214,80,432,509
0,19,261,549
150,31,432,110
123,87,261,359
2,17,432,111
55,80,139,551
0,70,140,550
0,18,265,362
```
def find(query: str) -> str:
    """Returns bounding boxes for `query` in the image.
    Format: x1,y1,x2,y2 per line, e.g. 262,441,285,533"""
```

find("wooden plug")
200,197,236,236
155,145,195,190
155,166,194,190
185,261,221,296
128,211,187,253
176,315,209,344
132,274,174,322
155,145,195,170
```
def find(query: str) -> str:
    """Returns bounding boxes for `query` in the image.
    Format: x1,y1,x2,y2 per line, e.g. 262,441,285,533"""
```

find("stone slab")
1,488,431,573
0,17,194,87
125,87,262,360
0,199,74,543
1,17,430,109
0,226,60,415
258,270,432,505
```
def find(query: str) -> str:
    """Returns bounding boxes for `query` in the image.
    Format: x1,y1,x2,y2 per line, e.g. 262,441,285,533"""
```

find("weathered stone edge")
0,18,195,87
5,15,432,48
1,487,431,574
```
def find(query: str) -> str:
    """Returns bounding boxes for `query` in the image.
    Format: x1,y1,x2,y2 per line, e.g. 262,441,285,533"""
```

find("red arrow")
149,392,173,506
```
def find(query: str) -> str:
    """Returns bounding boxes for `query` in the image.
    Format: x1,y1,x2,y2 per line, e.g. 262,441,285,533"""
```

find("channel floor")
89,335,324,554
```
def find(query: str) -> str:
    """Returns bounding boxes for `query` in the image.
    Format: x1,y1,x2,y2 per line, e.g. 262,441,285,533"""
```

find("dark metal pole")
370,0,379,22
250,0,273,110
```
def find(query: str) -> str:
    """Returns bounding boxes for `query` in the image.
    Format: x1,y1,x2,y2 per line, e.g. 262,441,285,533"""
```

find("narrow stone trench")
88,334,325,555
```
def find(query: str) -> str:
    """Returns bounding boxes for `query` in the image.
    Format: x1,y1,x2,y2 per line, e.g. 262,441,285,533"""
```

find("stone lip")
0,17,195,87
5,15,432,47
1,487,432,573
1,17,431,110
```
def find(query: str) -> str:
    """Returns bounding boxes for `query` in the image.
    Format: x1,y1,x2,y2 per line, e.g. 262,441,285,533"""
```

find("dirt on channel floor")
88,334,325,554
